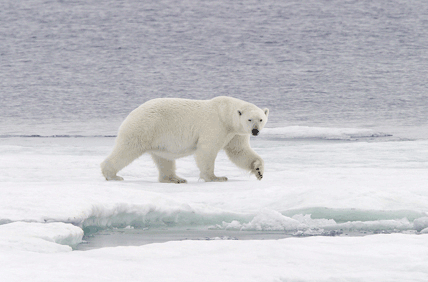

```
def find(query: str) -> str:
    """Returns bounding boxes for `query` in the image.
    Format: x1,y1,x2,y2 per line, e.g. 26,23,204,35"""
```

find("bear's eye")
248,119,252,122
260,119,263,122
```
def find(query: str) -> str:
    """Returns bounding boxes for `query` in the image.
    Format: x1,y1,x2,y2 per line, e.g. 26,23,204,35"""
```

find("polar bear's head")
237,106,269,136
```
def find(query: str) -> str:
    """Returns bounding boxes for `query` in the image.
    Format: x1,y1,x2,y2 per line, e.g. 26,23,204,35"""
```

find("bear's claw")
255,167,263,180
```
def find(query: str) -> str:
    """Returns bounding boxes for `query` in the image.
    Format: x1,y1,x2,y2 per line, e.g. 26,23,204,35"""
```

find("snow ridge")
263,126,392,140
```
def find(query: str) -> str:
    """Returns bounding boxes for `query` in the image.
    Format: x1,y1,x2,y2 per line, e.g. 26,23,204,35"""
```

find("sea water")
1,0,428,137
1,0,428,251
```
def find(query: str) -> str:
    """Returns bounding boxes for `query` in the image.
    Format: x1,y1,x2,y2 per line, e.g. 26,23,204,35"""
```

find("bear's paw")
251,159,264,181
106,175,124,181
202,176,228,182
160,176,188,184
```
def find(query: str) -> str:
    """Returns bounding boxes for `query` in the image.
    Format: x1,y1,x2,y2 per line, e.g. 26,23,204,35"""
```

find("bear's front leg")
251,158,264,180
194,148,228,182
224,135,265,181
151,154,187,184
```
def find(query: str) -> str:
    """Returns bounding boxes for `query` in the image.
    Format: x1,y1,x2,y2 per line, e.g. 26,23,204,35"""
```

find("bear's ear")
238,110,242,116
264,108,269,117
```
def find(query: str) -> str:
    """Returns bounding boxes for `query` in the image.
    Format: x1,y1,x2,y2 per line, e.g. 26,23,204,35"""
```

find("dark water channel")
75,227,373,251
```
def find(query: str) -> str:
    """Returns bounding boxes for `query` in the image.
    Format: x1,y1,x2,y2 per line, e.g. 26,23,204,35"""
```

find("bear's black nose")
252,129,259,136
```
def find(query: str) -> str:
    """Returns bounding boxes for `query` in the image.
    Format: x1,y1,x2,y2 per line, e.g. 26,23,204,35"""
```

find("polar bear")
101,96,269,183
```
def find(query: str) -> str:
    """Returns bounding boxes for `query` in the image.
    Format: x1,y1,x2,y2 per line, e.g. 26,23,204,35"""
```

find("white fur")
101,96,269,183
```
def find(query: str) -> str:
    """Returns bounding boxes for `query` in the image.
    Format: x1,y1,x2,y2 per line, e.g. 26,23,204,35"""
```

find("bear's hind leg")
151,154,187,184
101,142,145,181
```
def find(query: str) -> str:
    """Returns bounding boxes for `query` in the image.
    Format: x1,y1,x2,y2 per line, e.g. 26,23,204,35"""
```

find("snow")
1,234,427,282
0,222,83,253
1,128,428,281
